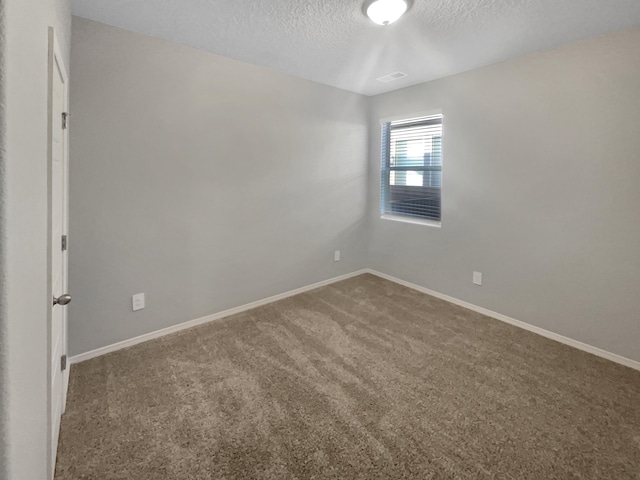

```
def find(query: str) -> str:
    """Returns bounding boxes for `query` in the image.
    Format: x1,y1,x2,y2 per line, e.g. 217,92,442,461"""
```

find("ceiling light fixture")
365,0,409,26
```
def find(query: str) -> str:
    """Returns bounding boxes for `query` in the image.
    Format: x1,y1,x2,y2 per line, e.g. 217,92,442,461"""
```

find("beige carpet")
55,274,640,479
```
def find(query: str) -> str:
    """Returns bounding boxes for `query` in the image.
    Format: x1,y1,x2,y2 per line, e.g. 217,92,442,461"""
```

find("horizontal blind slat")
381,114,443,222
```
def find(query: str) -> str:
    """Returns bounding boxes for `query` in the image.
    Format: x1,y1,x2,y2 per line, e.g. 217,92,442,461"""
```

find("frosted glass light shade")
366,0,408,26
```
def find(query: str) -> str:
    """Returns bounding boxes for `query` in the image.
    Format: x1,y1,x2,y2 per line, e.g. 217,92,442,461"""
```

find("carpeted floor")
55,274,640,479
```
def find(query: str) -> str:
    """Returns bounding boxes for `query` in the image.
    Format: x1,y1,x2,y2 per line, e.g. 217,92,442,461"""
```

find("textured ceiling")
71,0,640,96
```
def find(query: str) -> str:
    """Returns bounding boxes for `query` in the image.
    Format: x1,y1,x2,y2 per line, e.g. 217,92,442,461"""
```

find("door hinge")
61,234,68,251
61,355,67,372
62,112,69,130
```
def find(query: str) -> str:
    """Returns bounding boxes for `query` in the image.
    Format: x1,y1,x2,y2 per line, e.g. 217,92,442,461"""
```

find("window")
381,114,443,223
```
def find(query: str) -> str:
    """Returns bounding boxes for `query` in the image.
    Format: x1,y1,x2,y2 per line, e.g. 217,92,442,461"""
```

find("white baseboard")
71,267,640,373
364,269,640,372
70,269,369,364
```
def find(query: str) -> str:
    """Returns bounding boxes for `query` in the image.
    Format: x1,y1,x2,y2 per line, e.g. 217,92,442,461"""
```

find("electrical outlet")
473,272,482,286
132,293,145,311
334,250,341,262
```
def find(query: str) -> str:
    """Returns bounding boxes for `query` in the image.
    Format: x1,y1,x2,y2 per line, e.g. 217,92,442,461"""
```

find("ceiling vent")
376,71,408,83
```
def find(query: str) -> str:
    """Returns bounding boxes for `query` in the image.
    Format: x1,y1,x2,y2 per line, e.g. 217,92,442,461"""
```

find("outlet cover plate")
132,293,145,311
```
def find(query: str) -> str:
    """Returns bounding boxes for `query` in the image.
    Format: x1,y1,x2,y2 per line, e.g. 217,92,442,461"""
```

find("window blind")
381,114,443,222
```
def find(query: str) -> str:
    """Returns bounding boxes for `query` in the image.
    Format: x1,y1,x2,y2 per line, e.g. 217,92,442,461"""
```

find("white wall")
0,0,71,478
68,18,369,355
368,28,640,363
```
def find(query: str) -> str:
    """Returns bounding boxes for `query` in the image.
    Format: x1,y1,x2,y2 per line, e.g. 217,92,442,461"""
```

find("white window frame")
379,111,444,228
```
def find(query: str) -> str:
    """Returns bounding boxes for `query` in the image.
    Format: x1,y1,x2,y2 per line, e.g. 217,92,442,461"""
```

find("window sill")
380,214,441,228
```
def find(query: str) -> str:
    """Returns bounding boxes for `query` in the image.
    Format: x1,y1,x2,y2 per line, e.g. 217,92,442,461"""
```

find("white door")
49,28,70,477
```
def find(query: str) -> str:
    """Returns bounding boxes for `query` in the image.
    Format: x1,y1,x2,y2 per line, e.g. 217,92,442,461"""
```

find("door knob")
53,294,72,306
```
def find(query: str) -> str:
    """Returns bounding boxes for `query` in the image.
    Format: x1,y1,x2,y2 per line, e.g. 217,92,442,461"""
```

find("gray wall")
70,19,640,365
0,0,71,478
367,28,640,362
69,18,369,355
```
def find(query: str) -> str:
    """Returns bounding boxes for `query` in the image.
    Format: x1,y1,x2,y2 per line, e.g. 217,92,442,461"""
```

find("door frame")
47,26,70,480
